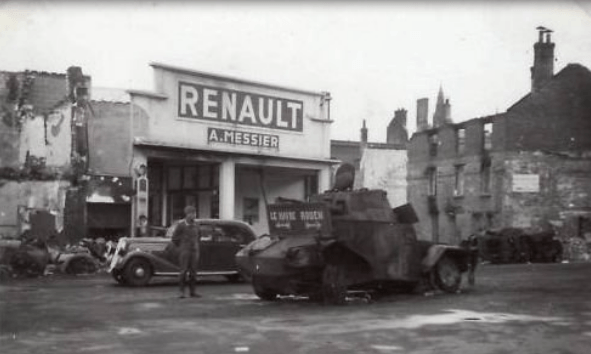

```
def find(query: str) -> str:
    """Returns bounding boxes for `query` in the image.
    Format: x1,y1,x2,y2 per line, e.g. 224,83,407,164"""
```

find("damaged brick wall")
502,151,591,233
408,117,501,244
0,70,80,238
0,181,69,237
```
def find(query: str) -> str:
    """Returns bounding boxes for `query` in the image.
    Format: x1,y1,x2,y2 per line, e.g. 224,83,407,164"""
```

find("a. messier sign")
178,82,304,132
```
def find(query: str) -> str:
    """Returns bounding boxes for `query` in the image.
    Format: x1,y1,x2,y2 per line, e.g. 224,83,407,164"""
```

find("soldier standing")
172,205,201,298
466,234,479,286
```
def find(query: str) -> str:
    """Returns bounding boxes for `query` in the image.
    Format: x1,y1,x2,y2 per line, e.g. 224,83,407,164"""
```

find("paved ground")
1,262,591,354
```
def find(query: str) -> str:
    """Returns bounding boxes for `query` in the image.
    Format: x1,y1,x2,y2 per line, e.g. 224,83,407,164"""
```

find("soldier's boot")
189,279,201,298
179,277,187,298
468,270,475,286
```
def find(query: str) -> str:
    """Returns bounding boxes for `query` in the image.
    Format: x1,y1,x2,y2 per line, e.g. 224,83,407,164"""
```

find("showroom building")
125,63,335,236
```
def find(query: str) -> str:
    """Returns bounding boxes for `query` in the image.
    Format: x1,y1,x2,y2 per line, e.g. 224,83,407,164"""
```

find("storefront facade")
128,63,334,236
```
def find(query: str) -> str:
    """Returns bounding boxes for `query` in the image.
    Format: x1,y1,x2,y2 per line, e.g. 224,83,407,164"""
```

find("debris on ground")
0,235,117,281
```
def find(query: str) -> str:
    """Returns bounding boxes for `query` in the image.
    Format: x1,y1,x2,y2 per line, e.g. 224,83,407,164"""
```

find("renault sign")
179,82,304,132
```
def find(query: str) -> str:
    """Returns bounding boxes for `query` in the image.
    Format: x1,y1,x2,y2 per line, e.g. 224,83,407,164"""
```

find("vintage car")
236,185,473,304
109,219,257,286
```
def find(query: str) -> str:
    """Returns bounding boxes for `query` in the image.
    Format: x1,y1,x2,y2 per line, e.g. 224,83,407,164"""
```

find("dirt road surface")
1,262,590,354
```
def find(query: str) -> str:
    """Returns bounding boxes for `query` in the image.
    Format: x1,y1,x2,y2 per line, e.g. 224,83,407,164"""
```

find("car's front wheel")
252,276,278,301
124,258,152,287
433,256,461,293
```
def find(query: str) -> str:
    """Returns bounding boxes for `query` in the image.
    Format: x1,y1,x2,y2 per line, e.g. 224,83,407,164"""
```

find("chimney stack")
360,119,368,143
531,27,555,93
394,109,407,127
444,99,452,124
416,98,429,132
387,108,408,145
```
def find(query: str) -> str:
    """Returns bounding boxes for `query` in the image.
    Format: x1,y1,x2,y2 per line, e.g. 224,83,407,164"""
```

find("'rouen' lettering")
179,82,304,132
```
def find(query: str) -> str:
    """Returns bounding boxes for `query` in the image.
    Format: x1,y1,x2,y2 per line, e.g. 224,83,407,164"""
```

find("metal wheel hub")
134,267,146,277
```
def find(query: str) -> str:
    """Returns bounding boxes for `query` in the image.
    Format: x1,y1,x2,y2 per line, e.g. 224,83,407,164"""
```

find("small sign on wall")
512,174,540,193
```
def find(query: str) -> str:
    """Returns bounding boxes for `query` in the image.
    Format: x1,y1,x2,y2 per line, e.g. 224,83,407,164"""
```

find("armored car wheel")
252,276,278,301
124,258,152,287
322,264,347,305
434,256,461,293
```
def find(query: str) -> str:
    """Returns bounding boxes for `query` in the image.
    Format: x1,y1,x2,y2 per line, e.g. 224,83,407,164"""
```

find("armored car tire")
433,256,462,293
124,258,152,287
322,264,347,305
252,276,278,301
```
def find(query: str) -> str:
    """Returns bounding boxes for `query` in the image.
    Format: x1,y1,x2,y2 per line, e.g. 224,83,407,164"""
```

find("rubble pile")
0,236,116,281
562,237,590,262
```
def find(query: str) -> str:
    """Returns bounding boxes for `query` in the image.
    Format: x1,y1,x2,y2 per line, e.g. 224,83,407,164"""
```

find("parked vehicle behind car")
109,219,257,286
477,227,563,264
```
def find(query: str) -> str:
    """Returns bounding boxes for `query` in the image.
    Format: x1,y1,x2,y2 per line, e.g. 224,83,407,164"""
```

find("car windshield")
164,220,251,243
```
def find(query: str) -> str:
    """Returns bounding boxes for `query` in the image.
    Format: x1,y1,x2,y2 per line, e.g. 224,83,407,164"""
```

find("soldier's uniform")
466,234,479,286
172,218,201,298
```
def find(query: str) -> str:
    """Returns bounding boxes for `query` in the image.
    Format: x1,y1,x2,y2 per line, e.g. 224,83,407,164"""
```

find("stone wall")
501,151,591,232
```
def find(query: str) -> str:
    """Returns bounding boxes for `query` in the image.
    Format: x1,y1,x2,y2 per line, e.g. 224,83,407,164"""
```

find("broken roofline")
411,113,503,137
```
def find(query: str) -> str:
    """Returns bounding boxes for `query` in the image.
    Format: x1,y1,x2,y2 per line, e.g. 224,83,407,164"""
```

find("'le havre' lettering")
179,82,304,132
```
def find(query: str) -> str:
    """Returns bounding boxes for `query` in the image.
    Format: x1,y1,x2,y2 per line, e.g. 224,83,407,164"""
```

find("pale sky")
1,1,591,141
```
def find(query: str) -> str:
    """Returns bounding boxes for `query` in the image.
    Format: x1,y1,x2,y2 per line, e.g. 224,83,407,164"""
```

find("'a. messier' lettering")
179,82,304,132
208,128,279,149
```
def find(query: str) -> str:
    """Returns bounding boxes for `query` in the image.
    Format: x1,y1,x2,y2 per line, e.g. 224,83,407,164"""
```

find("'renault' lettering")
178,82,304,132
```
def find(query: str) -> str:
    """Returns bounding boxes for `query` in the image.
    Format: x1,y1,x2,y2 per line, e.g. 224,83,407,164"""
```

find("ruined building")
407,29,591,245
0,68,132,243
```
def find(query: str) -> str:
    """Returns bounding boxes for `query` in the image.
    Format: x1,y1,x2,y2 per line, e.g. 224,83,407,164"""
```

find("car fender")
115,250,178,273
421,245,468,273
